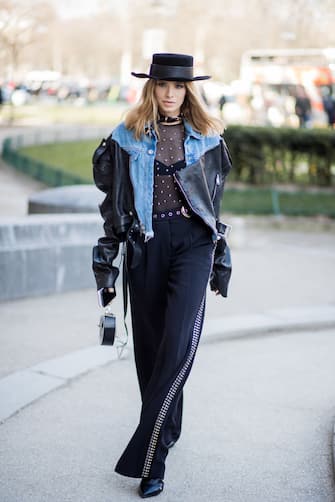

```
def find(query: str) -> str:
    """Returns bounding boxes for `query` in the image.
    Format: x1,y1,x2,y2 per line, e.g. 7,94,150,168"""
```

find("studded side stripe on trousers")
141,295,206,477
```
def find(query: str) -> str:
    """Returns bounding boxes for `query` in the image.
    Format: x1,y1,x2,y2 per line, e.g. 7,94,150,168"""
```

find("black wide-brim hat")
131,53,210,81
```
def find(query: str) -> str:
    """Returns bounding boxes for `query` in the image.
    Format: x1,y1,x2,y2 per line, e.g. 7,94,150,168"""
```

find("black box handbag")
98,313,116,345
98,243,129,348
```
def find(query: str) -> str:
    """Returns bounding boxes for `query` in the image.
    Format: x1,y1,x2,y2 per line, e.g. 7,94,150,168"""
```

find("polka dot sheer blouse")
153,123,189,220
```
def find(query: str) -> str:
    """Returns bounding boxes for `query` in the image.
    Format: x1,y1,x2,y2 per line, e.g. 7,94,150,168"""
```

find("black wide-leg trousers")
115,216,215,479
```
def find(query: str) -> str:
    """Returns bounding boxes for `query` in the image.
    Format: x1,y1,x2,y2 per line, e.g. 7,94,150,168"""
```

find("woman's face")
154,80,186,117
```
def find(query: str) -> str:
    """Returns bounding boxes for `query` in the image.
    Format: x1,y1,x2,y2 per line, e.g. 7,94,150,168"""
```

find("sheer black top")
152,123,188,219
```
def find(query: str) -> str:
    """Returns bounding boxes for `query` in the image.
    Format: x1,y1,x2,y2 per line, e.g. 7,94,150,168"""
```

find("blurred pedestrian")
0,83,3,112
219,93,226,114
294,85,312,128
92,53,232,498
321,86,335,129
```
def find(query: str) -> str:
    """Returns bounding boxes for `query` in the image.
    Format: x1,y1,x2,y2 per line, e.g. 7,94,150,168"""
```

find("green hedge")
222,188,335,217
2,128,335,217
224,126,335,186
4,126,335,188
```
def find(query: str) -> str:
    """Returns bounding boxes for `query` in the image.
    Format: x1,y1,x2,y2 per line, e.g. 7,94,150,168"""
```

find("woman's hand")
102,287,116,307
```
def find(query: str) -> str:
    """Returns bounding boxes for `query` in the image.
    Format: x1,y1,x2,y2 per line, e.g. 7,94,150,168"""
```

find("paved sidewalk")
1,220,335,423
0,125,67,217
0,157,45,217
1,328,335,502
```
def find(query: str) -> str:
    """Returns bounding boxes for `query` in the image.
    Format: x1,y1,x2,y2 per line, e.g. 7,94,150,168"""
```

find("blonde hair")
124,79,223,140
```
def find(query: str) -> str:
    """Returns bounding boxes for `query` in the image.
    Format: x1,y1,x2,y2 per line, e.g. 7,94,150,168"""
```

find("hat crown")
131,52,210,81
152,53,193,68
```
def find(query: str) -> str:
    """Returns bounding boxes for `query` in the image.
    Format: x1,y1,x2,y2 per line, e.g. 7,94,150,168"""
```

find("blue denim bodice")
112,121,220,242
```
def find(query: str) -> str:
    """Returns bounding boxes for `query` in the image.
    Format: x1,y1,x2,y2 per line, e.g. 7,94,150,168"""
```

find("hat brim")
131,72,210,81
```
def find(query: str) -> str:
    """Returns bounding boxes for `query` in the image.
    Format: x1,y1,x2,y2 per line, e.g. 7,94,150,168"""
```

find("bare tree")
0,0,54,121
0,0,54,80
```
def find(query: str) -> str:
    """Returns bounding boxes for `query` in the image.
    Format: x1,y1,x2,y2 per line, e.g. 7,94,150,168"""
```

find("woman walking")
92,53,232,498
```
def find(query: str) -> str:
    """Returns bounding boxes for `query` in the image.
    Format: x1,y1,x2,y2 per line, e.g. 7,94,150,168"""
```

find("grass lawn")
17,139,335,218
19,140,98,183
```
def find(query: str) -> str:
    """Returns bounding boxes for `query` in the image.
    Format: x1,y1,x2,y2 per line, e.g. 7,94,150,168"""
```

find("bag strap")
116,242,129,358
116,220,141,358
122,243,129,336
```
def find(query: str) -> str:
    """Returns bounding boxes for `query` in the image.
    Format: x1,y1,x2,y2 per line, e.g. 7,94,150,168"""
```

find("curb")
0,345,125,424
1,304,335,424
203,304,335,343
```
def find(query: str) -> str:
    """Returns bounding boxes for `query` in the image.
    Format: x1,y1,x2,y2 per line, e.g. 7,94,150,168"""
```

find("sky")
51,0,102,19
51,0,125,19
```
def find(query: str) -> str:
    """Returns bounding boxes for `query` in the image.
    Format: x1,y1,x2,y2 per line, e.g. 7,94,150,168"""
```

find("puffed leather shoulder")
92,135,113,193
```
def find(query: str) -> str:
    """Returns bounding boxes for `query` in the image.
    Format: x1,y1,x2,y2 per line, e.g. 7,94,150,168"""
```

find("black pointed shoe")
139,478,164,498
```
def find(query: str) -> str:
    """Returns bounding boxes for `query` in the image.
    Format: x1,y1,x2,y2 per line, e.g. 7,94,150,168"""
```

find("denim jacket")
112,120,221,241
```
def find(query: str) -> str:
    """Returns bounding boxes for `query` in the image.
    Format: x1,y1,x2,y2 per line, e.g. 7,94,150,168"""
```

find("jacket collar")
183,120,202,140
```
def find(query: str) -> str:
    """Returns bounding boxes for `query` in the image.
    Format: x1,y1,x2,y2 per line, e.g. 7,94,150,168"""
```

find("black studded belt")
152,206,191,221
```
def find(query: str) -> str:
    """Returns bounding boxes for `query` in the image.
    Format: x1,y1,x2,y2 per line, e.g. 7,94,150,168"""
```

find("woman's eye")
157,82,166,87
176,84,185,89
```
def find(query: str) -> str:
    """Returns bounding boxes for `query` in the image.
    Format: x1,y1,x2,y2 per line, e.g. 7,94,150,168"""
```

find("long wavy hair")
124,79,223,140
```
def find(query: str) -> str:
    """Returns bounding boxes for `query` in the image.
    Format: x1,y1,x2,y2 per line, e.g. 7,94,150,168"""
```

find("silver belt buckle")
181,205,191,219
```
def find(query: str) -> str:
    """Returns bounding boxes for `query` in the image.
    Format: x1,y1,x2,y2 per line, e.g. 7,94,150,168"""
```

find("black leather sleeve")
212,138,232,218
209,223,232,297
92,136,113,193
92,137,120,300
92,136,136,302
92,200,120,298
210,138,233,297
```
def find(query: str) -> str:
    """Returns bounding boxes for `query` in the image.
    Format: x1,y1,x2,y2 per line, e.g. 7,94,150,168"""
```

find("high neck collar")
157,113,183,125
